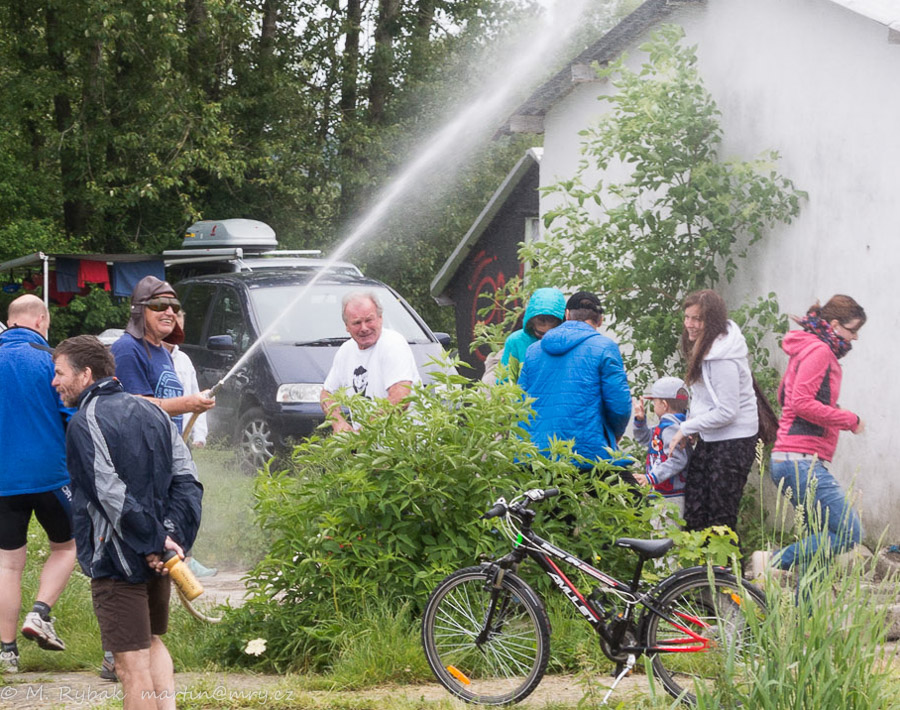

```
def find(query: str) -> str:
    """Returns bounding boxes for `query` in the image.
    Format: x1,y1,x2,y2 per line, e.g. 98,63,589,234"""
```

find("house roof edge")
430,148,543,303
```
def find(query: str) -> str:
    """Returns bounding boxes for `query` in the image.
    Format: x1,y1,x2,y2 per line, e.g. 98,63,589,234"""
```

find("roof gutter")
826,0,900,32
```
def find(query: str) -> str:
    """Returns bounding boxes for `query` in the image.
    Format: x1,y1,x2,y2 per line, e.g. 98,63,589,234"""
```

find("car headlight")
276,383,323,403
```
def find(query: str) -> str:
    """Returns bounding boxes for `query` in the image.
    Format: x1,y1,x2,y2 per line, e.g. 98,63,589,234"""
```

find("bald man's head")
7,294,50,338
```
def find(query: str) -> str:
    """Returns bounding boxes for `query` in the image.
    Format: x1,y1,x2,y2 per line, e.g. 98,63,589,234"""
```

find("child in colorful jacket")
632,376,691,518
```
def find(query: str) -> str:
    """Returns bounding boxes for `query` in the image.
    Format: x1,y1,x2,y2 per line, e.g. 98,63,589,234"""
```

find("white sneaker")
21,611,65,651
0,649,19,673
746,550,772,581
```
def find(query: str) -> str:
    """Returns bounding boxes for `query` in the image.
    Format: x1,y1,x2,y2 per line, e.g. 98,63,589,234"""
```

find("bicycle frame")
487,507,717,659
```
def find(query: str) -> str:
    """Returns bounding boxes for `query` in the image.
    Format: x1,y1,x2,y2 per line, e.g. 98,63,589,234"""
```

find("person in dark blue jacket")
0,295,76,673
52,335,202,705
518,291,632,472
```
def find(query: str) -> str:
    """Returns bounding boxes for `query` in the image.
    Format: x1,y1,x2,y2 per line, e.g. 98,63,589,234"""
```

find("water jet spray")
182,0,596,443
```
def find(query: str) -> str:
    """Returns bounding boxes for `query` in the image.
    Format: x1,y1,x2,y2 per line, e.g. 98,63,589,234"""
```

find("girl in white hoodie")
668,290,758,533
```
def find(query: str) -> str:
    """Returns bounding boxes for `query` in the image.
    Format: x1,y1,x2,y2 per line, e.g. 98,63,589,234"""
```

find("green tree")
474,26,804,386
1,0,639,341
0,1,549,313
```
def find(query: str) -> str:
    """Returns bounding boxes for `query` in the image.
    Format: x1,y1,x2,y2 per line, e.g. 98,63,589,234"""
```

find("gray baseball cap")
643,376,689,401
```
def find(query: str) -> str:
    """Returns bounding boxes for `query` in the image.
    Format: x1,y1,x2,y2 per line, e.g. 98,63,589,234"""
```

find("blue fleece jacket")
518,320,631,468
0,326,72,496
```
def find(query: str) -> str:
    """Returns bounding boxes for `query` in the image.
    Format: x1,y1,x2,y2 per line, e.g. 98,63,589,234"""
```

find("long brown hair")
806,294,866,328
681,290,729,385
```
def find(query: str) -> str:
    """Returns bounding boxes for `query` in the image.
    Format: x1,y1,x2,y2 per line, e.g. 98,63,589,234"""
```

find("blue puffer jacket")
66,378,203,583
519,321,631,468
0,326,72,496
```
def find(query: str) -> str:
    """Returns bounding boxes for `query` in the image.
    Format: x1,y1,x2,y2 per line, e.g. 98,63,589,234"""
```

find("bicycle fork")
474,565,509,648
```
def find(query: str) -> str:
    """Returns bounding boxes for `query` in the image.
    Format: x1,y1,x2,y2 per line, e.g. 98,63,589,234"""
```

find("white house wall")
539,0,900,541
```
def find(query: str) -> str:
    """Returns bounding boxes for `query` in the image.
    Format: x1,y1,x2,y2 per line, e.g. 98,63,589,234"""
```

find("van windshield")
250,284,433,344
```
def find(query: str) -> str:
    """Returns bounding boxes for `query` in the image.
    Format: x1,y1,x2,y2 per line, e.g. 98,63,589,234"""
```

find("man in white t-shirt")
320,292,420,433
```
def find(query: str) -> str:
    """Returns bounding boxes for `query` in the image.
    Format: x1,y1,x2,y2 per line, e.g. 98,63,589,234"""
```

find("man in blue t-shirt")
103,276,214,680
110,276,215,432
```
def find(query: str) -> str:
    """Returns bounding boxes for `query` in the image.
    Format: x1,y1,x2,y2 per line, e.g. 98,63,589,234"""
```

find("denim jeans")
770,456,862,571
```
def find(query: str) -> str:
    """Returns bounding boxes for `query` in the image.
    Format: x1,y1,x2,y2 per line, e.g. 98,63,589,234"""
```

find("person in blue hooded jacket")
0,295,76,673
518,291,632,470
500,287,566,382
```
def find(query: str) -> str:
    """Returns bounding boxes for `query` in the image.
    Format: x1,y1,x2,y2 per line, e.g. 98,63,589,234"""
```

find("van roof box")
182,219,277,251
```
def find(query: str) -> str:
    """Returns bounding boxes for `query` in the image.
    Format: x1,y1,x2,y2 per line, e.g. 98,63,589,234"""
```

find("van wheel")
236,407,276,475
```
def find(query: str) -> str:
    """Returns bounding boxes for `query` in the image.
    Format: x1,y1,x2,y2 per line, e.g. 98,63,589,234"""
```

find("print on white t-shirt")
352,366,368,395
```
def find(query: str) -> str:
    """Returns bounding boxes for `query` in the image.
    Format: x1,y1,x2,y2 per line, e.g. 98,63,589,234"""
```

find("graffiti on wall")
466,249,522,363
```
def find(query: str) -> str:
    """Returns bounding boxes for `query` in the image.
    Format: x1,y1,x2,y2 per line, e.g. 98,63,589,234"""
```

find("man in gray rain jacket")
53,335,202,710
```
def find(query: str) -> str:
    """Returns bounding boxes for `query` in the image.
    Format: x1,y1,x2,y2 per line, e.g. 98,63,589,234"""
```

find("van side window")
180,285,215,345
208,287,251,353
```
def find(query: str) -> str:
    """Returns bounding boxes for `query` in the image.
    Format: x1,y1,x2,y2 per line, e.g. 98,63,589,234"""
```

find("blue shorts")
0,487,74,550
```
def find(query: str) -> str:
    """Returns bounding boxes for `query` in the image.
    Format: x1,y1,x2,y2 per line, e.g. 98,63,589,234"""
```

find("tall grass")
12,443,900,710
189,447,267,569
15,545,101,672
692,456,900,709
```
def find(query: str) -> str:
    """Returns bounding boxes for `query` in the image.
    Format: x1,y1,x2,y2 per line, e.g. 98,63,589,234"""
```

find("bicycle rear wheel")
641,570,766,705
422,566,550,705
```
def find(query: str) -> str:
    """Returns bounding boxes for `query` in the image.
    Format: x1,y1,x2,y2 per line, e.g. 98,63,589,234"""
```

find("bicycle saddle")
614,537,674,559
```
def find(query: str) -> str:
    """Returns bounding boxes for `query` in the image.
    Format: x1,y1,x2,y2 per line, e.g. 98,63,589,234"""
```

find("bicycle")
421,487,766,706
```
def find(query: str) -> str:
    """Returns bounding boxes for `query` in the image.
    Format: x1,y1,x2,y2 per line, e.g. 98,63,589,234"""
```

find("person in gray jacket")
668,290,758,533
53,335,202,709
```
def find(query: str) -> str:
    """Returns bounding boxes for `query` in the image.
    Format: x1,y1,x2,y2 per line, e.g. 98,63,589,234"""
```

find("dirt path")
5,572,898,708
1,565,648,707
0,670,649,709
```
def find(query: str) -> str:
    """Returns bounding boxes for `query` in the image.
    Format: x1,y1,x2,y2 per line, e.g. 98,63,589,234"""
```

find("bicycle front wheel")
642,569,766,705
422,566,550,705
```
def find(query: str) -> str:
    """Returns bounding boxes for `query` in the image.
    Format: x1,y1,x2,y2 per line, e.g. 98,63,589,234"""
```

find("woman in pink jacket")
766,294,866,578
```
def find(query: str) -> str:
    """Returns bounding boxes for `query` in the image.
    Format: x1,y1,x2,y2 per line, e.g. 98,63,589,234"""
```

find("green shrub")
213,363,659,671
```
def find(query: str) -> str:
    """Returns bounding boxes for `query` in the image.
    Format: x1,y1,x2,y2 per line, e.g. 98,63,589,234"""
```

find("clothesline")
1,253,165,305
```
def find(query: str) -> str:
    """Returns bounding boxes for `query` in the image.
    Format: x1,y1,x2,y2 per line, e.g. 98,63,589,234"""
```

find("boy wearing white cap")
632,376,691,518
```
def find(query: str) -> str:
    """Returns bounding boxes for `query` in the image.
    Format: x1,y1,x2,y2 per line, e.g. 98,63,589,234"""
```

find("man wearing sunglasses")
110,276,214,433
103,276,214,681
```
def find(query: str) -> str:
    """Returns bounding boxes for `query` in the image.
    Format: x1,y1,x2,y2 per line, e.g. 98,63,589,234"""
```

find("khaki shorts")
91,575,171,653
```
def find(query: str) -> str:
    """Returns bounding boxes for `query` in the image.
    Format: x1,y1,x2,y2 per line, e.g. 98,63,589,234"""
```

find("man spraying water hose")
320,291,420,432
106,276,216,679
111,276,215,430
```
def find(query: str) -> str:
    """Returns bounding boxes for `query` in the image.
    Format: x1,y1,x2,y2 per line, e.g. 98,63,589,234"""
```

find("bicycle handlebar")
481,487,561,520
526,487,559,501
481,501,508,520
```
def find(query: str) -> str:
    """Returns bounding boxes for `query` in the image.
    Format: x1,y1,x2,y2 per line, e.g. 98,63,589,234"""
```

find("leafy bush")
213,363,660,670
47,285,131,343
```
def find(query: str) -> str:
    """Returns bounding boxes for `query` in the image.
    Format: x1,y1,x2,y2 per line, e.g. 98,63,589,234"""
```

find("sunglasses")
838,322,861,335
143,297,182,313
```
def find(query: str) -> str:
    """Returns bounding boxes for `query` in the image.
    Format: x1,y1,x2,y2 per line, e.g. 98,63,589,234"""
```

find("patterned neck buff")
796,314,852,359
